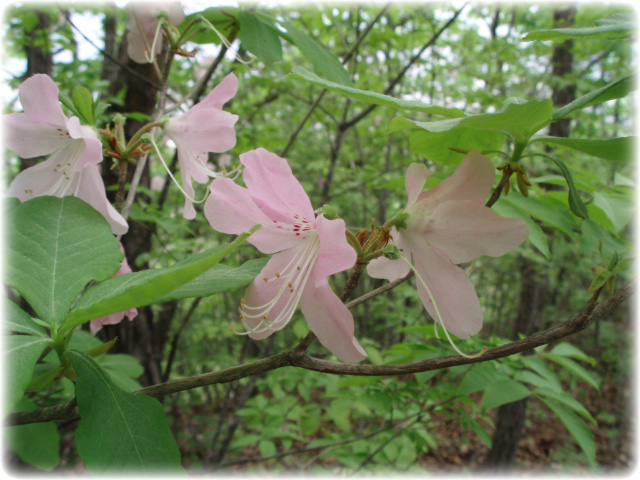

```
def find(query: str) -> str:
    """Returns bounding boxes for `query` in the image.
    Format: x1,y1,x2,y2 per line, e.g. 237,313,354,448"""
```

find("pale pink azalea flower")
90,244,138,335
164,73,239,219
125,2,185,64
4,74,128,235
368,151,529,339
205,148,366,363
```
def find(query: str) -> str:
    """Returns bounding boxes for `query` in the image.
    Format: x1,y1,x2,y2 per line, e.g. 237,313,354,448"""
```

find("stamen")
397,252,485,359
197,15,256,66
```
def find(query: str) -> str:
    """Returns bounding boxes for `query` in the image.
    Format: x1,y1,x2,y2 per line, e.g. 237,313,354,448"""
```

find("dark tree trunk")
482,7,576,469
482,259,549,469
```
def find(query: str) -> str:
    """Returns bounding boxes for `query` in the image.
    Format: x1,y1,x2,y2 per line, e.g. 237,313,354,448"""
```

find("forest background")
1,0,637,475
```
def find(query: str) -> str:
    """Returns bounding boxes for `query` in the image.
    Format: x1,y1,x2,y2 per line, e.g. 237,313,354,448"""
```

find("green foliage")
69,351,184,473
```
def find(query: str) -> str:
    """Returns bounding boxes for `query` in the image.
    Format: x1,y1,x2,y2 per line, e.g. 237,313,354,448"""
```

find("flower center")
234,234,320,336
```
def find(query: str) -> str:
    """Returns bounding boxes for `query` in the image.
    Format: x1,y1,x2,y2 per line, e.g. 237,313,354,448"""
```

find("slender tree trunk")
482,6,576,469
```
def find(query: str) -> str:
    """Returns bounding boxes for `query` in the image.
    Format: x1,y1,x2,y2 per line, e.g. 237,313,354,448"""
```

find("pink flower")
4,74,128,235
205,148,366,363
164,73,239,219
368,152,529,339
90,244,138,335
125,2,185,63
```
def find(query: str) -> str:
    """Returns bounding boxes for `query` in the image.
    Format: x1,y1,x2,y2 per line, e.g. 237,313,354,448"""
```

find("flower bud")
383,244,402,260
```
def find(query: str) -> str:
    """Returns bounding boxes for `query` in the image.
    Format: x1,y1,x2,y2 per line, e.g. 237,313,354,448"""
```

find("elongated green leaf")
481,379,531,410
534,136,634,162
5,399,60,471
238,11,282,62
539,397,596,467
153,258,267,303
5,196,123,326
549,342,596,365
553,75,634,121
457,364,506,395
72,86,94,125
5,335,53,409
522,356,563,391
543,353,600,390
63,228,258,333
4,300,48,337
534,388,596,424
592,191,634,232
179,7,238,44
68,351,183,473
492,200,551,258
281,21,352,86
289,66,465,117
536,153,589,219
514,370,559,391
521,20,633,42
501,190,578,238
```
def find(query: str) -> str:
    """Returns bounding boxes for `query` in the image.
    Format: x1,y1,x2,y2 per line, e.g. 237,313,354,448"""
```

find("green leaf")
492,200,551,258
553,75,634,121
534,136,634,162
536,153,589,219
5,196,123,326
281,21,352,86
237,11,282,62
4,335,53,409
521,22,633,42
514,370,560,391
62,228,257,333
4,300,48,337
466,416,492,448
592,191,634,232
588,270,613,293
327,398,351,431
258,440,277,457
68,351,183,473
457,364,506,395
289,66,465,117
538,397,596,467
501,190,577,238
72,86,95,124
481,379,531,410
300,405,322,437
179,7,238,44
5,399,60,471
542,353,600,390
534,388,597,424
548,342,595,365
153,258,268,303
522,356,563,391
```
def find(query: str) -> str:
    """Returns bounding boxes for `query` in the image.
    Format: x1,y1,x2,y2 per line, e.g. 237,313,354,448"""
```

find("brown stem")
485,167,514,208
7,280,633,427
115,160,128,213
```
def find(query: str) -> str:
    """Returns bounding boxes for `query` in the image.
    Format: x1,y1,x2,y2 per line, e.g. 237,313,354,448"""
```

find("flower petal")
194,73,238,111
76,164,129,235
3,113,71,158
415,199,529,263
18,74,67,126
405,163,432,206
314,215,356,282
366,228,412,281
240,148,316,224
206,177,304,253
300,279,367,363
409,241,483,339
416,151,495,208
165,109,238,157
241,246,312,339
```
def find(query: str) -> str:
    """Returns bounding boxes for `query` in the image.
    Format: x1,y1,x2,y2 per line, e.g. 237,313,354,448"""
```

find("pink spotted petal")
242,246,310,340
415,199,529,264
416,151,495,208
3,113,71,158
206,178,304,253
410,241,483,339
314,215,356,283
18,74,67,126
240,149,315,225
366,228,412,281
194,73,238,111
300,278,367,363
405,163,433,206
65,117,103,170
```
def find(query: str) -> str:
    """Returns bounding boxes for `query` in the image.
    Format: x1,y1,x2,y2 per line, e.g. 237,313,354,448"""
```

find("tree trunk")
482,6,576,469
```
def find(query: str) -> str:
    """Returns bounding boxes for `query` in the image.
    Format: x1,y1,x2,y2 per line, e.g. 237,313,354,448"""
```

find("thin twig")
6,279,633,427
